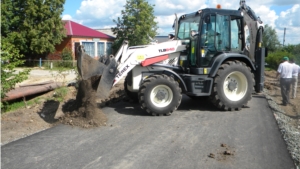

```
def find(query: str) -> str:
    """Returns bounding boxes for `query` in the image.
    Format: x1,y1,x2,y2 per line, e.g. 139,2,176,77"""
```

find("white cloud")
62,14,72,20
154,0,205,15
276,4,300,45
156,28,166,35
74,0,125,27
267,0,300,6
63,0,300,44
255,5,278,28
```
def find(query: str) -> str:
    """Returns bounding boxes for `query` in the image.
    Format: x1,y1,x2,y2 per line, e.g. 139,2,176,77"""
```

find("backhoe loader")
77,0,267,116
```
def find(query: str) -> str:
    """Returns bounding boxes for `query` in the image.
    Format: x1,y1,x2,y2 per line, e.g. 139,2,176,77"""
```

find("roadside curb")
264,89,300,168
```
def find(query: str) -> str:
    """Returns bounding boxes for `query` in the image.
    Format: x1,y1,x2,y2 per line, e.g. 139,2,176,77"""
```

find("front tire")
138,74,182,116
210,60,254,111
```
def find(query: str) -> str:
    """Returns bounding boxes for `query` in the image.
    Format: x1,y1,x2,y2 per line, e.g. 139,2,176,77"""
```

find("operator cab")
176,8,245,70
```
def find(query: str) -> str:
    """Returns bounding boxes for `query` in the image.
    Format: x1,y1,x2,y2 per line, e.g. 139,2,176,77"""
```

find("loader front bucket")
96,58,118,99
77,46,106,80
77,45,118,99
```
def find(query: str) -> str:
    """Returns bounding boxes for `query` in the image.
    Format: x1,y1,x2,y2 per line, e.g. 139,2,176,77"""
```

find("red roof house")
49,20,115,60
64,20,113,39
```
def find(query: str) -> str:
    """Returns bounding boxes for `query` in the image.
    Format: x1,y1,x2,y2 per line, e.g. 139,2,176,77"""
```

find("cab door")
198,14,230,67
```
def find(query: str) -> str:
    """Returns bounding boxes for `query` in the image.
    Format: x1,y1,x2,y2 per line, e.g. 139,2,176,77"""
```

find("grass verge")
1,87,70,114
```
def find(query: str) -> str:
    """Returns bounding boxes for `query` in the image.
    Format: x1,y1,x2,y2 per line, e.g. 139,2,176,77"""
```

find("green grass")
1,97,42,114
53,87,69,102
1,86,70,114
265,67,274,71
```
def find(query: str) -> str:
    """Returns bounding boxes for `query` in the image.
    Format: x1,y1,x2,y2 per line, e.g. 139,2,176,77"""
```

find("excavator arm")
238,0,264,63
238,0,266,92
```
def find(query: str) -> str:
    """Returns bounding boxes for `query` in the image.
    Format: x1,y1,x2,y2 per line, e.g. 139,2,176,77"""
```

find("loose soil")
1,77,125,145
58,77,108,128
1,70,299,146
208,143,235,161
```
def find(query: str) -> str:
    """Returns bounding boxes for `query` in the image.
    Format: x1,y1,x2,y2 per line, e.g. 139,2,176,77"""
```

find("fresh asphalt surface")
1,94,295,169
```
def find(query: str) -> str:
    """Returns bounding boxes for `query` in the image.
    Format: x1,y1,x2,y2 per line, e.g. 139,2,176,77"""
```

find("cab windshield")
177,16,201,40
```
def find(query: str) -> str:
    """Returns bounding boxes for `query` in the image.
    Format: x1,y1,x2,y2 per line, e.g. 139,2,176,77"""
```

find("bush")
61,48,73,60
60,48,74,68
265,51,293,70
1,39,30,99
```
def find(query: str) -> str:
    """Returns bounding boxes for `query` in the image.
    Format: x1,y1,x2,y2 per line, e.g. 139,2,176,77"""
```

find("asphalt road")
1,95,295,169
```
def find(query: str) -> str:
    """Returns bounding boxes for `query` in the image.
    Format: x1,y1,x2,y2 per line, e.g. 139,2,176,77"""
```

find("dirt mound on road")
58,77,125,128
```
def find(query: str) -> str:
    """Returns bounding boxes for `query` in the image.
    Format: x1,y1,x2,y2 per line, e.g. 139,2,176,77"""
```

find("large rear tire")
210,60,254,111
138,74,182,116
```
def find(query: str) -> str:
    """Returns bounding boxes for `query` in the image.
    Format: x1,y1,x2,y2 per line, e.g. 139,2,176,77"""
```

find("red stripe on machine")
141,55,169,67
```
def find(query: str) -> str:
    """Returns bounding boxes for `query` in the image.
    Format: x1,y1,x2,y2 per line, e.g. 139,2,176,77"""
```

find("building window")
106,42,112,56
82,42,95,57
80,41,112,58
97,42,105,57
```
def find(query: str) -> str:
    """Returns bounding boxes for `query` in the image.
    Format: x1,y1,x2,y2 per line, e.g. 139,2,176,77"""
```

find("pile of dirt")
58,77,125,128
1,77,125,145
208,143,235,161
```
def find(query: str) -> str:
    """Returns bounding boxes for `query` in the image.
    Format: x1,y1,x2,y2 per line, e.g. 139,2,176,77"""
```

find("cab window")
177,16,201,40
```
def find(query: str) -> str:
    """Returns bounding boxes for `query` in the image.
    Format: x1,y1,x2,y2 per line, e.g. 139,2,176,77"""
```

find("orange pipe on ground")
2,82,62,102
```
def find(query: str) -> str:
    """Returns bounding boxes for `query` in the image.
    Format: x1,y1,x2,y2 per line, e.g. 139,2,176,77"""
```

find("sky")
62,0,300,45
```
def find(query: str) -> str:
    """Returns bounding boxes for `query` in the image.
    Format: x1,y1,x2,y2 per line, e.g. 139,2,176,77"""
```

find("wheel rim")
223,71,247,101
150,85,173,107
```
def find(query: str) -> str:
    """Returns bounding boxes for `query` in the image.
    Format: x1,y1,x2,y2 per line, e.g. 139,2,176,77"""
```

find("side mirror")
168,34,175,40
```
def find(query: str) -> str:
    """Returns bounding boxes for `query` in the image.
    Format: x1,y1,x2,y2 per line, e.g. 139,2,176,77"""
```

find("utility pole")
283,28,286,46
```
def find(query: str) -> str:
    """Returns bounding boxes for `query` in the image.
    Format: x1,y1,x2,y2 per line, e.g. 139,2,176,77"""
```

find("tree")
282,44,295,53
111,0,158,52
291,44,300,64
1,0,66,58
1,0,66,101
281,44,300,64
262,24,280,52
1,39,30,100
265,50,292,70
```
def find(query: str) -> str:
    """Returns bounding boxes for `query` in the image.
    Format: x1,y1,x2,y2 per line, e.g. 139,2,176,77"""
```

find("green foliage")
262,27,300,68
1,0,66,57
61,48,73,61
279,44,300,64
60,48,74,68
264,67,272,71
50,68,68,86
262,24,281,52
111,0,158,52
1,39,30,99
2,101,26,113
53,87,69,102
1,98,41,113
291,44,300,56
265,50,293,70
282,44,295,53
